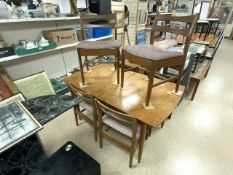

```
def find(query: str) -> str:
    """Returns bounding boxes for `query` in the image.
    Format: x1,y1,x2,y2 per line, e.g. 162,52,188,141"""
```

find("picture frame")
14,71,56,99
0,93,25,107
0,100,43,153
0,66,19,101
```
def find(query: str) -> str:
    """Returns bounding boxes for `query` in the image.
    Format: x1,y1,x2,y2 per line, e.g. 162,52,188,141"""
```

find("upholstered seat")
77,40,121,49
68,83,98,142
80,100,93,113
153,39,177,49
121,14,198,107
103,114,141,140
123,45,184,61
95,99,144,168
77,13,120,86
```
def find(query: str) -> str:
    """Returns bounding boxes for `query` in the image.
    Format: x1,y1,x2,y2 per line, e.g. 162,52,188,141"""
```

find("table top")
30,142,100,175
64,64,184,127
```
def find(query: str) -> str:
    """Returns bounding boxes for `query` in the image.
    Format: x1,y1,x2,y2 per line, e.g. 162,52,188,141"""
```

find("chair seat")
153,39,177,50
77,40,121,49
123,44,184,61
103,114,141,140
79,100,93,113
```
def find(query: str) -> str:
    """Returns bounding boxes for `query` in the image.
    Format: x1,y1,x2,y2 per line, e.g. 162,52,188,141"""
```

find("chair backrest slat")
153,25,190,36
150,13,198,57
80,13,117,40
68,83,93,103
95,99,136,126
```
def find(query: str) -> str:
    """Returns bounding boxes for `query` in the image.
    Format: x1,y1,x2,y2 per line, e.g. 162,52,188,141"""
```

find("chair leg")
138,124,147,164
129,149,134,168
117,49,120,85
145,66,156,106
78,50,85,85
93,114,98,142
74,106,79,126
161,121,165,128
175,66,183,93
85,56,89,71
121,52,125,88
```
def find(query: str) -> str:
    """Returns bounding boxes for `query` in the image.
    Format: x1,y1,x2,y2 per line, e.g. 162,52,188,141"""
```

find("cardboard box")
43,29,78,46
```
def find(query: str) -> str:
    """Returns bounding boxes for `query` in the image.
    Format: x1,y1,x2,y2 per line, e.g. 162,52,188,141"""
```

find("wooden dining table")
64,64,184,127
64,63,184,155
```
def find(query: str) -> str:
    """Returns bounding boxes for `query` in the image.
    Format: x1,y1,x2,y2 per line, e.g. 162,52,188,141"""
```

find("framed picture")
0,66,19,101
14,71,56,99
0,93,25,107
0,100,43,153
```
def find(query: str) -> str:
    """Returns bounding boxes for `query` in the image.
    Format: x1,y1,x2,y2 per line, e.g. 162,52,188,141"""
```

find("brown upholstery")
77,40,121,49
123,44,183,61
103,114,141,140
153,39,177,49
80,100,93,113
121,14,198,107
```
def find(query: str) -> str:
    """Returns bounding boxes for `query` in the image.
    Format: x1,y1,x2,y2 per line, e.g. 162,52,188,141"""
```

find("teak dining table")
64,63,184,156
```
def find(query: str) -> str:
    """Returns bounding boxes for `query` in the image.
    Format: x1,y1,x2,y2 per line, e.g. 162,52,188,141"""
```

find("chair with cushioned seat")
68,83,98,142
77,13,121,87
95,99,144,168
121,14,198,108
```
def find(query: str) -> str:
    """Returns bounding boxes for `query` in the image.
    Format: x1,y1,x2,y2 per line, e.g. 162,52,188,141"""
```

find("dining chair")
95,99,144,168
68,83,98,142
121,14,198,108
77,13,121,87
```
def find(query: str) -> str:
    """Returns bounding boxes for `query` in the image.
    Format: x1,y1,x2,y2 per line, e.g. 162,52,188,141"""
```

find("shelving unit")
124,0,148,45
0,16,80,24
0,35,113,63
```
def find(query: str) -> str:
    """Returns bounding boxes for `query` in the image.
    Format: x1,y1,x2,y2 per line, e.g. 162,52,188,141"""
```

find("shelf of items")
0,16,80,24
0,35,113,63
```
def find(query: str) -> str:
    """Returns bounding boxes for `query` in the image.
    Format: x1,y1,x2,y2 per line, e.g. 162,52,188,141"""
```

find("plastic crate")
137,30,146,44
14,42,57,56
92,28,112,38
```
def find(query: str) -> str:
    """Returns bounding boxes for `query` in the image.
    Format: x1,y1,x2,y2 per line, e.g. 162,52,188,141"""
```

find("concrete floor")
38,39,233,175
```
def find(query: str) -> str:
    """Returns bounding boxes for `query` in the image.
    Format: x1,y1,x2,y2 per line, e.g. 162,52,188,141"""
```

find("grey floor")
38,39,233,175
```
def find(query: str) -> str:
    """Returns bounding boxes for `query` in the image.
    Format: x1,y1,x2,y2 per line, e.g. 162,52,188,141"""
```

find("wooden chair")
121,14,198,107
95,99,144,168
77,13,121,86
68,83,98,142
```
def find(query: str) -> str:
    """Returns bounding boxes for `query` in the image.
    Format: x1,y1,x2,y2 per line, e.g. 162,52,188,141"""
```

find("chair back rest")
95,99,137,128
80,13,117,40
150,14,198,58
68,83,94,104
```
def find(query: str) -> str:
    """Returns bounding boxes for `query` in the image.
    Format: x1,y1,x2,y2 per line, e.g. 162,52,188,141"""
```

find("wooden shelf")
0,16,80,24
0,35,113,63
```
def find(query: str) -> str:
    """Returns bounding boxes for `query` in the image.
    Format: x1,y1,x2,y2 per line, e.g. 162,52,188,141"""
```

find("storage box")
0,47,15,58
43,29,78,46
92,28,112,38
14,42,57,56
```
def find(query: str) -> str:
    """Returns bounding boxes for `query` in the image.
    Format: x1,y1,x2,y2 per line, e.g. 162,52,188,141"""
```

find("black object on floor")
30,142,101,175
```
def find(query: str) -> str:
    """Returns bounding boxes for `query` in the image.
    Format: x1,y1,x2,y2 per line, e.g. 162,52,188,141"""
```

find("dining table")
64,63,184,155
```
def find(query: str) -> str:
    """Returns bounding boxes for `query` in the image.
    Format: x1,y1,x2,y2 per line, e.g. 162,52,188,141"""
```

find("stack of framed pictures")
0,99,43,153
0,66,19,101
14,71,56,99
